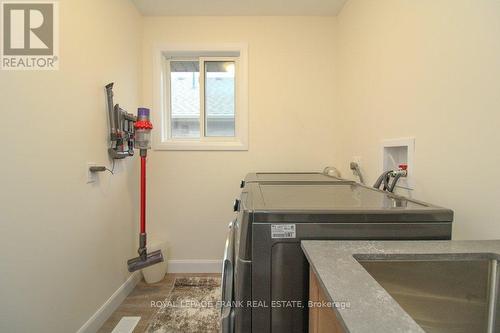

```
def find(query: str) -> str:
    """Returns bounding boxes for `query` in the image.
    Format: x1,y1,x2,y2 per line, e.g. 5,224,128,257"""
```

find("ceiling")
131,0,348,16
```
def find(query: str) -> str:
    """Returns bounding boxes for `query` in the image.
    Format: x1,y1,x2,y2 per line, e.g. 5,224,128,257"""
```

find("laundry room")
1,1,500,333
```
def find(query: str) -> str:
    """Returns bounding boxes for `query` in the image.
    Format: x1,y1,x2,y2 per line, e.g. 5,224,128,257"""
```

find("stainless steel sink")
357,257,500,333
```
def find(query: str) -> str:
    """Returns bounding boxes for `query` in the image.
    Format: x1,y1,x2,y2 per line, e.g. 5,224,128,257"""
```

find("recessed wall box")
381,138,415,190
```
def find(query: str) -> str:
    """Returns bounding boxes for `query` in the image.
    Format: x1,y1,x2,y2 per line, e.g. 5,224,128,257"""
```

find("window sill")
153,140,248,151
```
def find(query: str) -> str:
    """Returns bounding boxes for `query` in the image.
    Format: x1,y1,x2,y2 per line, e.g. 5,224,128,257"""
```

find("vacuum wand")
140,154,146,234
138,151,147,260
127,108,164,272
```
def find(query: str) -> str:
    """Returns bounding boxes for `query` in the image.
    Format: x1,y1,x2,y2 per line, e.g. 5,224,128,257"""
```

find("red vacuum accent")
140,156,146,234
135,120,153,130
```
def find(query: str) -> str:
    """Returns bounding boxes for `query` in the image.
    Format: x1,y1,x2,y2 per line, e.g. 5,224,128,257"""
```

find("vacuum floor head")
127,249,164,272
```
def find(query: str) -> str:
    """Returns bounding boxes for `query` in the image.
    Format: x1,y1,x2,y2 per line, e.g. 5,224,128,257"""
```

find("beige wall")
0,0,142,332
142,17,339,259
335,0,500,239
3,2,500,331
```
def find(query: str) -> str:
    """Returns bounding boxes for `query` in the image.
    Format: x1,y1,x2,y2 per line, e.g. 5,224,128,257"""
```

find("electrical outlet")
87,162,97,183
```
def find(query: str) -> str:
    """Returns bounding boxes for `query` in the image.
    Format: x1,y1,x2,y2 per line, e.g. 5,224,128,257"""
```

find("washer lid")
244,172,352,183
245,183,453,222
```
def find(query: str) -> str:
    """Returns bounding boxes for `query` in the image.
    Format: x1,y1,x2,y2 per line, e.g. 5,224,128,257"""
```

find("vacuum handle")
105,83,116,136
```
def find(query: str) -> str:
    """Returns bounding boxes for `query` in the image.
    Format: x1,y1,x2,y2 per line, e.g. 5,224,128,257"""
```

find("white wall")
142,17,340,259
0,0,142,332
336,0,500,239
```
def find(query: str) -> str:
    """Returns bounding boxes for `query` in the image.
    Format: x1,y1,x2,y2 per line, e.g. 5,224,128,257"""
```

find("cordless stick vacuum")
127,108,164,272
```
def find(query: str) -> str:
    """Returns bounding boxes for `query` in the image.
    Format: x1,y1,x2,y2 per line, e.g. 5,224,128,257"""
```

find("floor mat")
146,277,221,333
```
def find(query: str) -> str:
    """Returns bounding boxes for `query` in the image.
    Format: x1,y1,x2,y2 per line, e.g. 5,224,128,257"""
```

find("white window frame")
153,43,248,151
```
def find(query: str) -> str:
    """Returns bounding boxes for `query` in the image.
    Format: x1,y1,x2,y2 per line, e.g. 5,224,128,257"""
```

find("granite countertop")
301,240,500,333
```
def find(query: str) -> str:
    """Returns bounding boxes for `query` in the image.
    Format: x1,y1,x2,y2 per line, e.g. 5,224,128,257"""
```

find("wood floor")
98,273,220,333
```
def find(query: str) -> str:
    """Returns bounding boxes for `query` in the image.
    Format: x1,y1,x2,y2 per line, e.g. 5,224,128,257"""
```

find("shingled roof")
171,73,235,119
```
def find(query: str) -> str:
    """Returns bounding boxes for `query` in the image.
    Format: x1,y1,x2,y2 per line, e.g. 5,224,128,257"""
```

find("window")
204,61,236,137
154,44,248,150
169,60,201,138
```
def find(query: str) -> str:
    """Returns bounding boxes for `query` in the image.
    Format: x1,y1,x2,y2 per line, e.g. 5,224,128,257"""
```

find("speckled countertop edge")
301,240,500,333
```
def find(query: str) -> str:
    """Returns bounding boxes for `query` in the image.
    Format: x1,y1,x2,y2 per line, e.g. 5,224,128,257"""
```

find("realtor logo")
1,1,59,70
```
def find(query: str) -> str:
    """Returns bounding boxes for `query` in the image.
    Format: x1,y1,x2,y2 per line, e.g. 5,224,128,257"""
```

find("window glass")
204,61,235,137
170,61,200,138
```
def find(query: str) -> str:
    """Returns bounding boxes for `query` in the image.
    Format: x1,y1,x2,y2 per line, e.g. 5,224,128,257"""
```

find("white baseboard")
167,259,222,273
77,272,142,333
77,260,221,332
